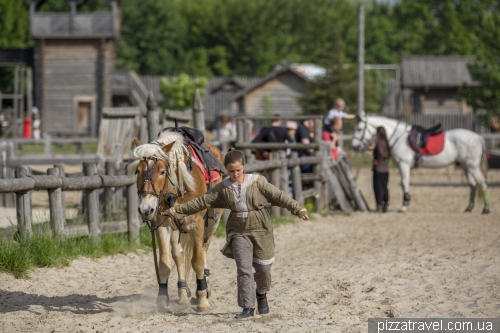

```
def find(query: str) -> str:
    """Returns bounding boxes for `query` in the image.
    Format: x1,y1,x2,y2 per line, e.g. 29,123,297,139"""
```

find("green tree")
116,0,187,75
159,73,209,110
0,0,31,48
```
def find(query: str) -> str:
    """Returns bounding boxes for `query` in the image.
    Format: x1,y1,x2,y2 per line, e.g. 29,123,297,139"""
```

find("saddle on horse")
159,125,224,184
408,123,445,165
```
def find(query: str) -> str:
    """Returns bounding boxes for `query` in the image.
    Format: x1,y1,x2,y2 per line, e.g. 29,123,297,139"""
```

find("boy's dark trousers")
373,171,389,207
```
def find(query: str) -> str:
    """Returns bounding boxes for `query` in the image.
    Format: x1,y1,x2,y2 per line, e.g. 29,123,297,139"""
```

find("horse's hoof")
155,295,169,313
399,206,408,213
178,288,190,305
196,290,211,311
482,207,490,214
465,206,473,212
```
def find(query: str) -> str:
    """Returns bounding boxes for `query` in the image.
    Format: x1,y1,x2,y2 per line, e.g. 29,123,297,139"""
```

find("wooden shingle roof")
232,64,311,101
401,55,477,88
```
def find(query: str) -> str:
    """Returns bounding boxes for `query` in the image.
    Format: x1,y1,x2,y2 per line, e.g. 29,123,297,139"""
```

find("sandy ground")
1,166,499,333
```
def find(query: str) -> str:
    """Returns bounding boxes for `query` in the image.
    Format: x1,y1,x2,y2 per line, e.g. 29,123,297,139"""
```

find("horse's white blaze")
138,195,158,220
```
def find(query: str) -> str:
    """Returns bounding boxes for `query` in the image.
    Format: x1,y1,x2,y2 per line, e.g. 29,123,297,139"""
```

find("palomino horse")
129,129,224,312
352,114,490,214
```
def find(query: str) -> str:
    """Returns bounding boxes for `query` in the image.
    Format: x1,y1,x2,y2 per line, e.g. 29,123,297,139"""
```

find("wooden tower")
30,0,120,137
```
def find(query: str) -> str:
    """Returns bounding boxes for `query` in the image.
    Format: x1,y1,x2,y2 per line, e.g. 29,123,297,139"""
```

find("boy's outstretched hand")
301,214,309,221
160,210,170,217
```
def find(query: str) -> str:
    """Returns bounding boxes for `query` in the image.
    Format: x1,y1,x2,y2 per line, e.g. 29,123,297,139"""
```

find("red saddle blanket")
188,146,221,185
409,131,446,155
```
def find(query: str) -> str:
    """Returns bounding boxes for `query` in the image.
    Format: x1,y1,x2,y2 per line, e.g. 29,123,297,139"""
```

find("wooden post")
270,152,281,217
83,162,100,239
323,158,352,214
313,119,323,213
321,142,331,211
47,167,65,235
44,134,51,155
15,166,32,237
278,150,291,216
338,157,367,211
27,67,33,118
113,143,124,213
244,119,252,161
104,161,114,220
291,151,304,206
358,4,365,114
126,168,140,243
147,91,159,142
193,89,205,133
236,118,244,147
54,163,66,213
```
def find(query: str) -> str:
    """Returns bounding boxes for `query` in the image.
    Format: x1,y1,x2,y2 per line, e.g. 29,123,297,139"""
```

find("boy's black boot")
235,308,254,319
257,292,269,314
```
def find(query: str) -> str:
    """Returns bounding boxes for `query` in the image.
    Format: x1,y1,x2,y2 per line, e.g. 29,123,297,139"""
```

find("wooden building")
231,63,310,116
400,55,477,115
31,0,120,137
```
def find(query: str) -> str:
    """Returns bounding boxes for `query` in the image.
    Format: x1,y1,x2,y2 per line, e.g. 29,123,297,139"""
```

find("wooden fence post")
313,119,323,213
290,151,304,206
278,150,291,216
338,157,367,212
147,91,159,142
244,119,252,161
54,163,66,213
193,89,205,133
1,141,15,207
15,166,32,237
270,152,281,217
104,161,114,221
47,167,65,235
127,168,140,244
321,142,331,211
83,162,100,239
113,143,124,214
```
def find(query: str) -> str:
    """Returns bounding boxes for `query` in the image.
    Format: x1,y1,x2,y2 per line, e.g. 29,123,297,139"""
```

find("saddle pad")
420,131,445,155
188,146,221,185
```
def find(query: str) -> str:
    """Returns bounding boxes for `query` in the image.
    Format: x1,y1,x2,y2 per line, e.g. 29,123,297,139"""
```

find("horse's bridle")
354,116,409,151
137,156,184,232
353,117,375,151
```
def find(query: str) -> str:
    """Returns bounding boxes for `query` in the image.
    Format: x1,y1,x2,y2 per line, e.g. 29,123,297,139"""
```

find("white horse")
351,114,490,214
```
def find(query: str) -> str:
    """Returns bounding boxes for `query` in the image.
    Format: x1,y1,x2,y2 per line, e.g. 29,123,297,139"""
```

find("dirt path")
1,167,499,332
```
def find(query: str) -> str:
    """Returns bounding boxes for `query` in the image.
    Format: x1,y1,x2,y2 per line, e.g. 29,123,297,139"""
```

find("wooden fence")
0,92,368,240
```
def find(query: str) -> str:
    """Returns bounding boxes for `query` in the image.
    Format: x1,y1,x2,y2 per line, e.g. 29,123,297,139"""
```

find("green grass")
21,142,97,155
0,225,152,279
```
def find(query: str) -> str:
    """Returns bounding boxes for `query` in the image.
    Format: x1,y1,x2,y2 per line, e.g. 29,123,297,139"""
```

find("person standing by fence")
370,127,391,212
162,149,309,319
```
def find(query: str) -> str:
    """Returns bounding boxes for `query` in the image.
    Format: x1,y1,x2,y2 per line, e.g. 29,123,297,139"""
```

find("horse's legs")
465,169,476,212
170,230,190,304
467,167,490,214
191,230,210,311
398,162,411,212
155,226,172,312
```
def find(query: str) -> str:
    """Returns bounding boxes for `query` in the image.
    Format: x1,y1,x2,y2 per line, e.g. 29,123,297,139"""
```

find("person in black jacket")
252,115,292,160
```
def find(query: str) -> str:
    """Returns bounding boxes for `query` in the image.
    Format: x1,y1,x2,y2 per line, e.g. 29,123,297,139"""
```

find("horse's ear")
134,138,143,147
161,141,176,155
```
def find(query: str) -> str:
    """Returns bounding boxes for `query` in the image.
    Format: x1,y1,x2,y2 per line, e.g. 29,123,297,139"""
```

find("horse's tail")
476,137,489,200
180,232,193,284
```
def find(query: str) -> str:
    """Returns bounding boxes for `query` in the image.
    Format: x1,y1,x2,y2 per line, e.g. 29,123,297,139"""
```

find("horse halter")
137,156,185,233
353,117,374,151
137,157,163,199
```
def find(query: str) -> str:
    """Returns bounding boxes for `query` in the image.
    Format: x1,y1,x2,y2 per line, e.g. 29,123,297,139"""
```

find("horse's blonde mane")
130,131,198,192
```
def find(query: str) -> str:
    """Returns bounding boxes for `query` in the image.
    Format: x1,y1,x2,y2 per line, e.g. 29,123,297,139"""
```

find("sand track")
1,167,499,332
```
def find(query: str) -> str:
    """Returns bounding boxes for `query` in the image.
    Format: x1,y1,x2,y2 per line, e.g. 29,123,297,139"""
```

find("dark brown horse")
129,129,223,312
